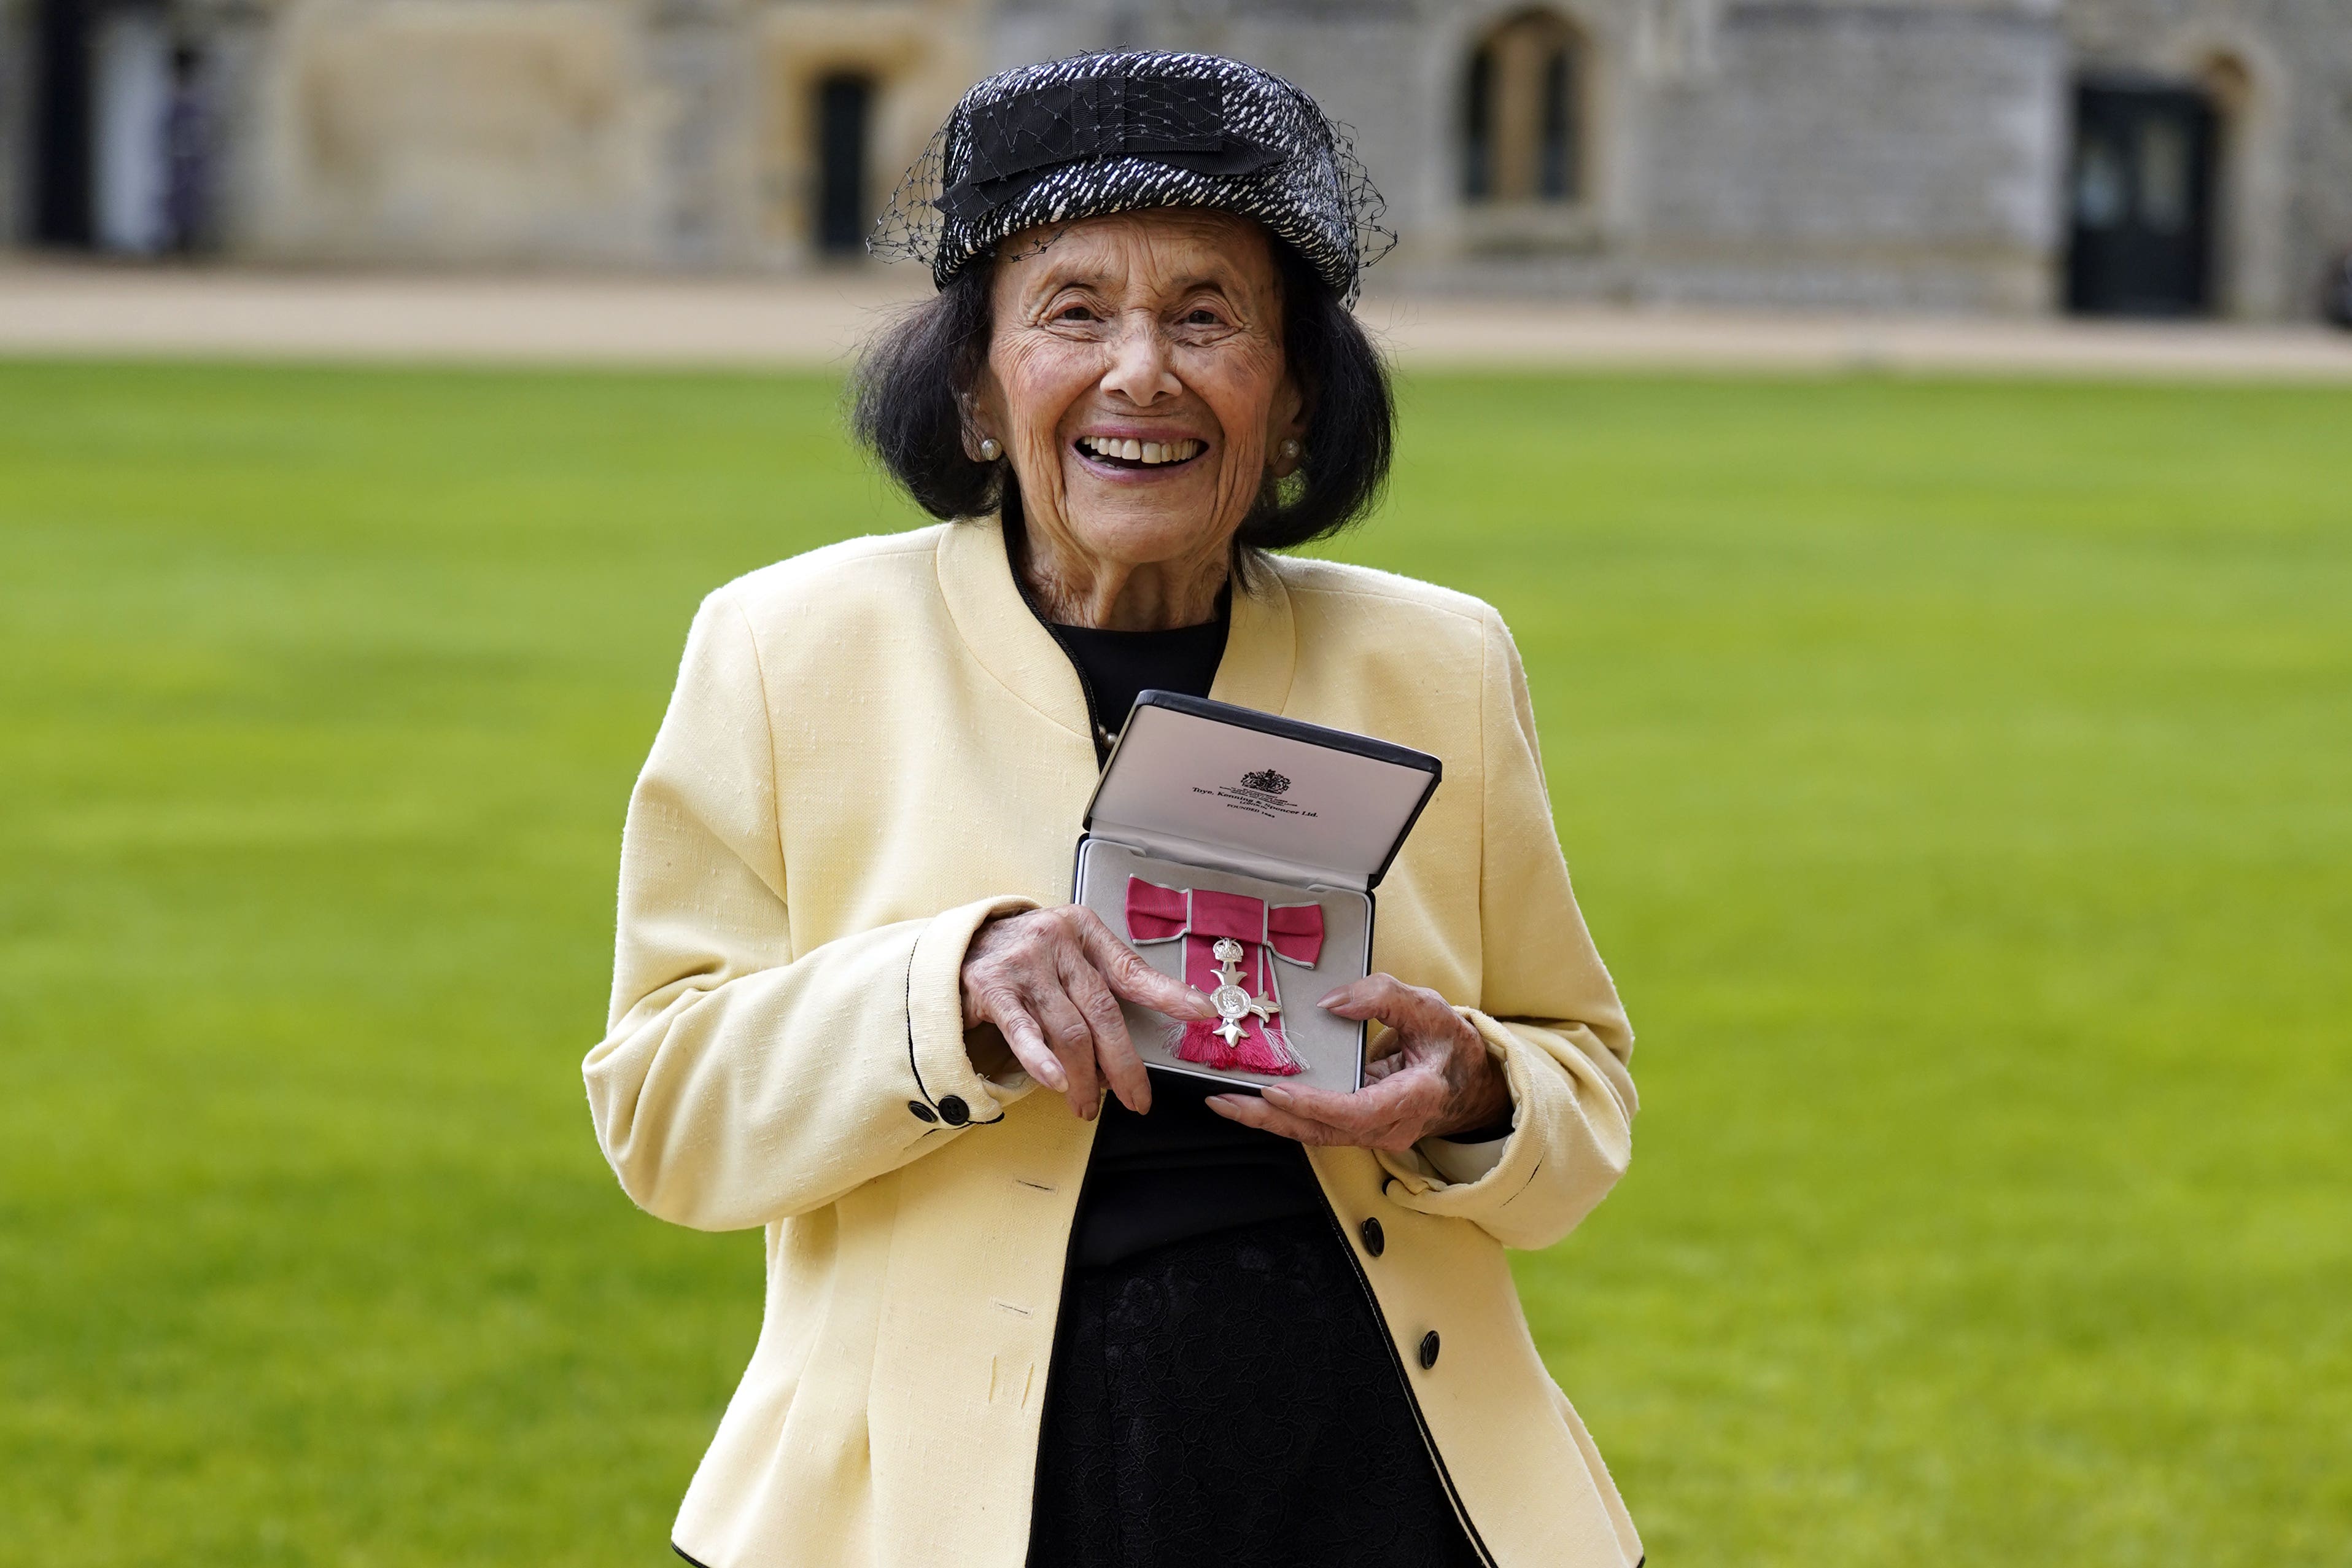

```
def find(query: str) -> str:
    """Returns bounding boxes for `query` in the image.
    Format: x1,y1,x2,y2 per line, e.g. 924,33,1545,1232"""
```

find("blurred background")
4,4,2351,1568
7,0,2352,318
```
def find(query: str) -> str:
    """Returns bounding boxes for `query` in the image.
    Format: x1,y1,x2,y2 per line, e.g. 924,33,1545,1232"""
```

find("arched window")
1462,10,1583,205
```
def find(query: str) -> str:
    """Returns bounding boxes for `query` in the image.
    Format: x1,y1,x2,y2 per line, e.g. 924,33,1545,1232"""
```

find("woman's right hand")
960,906,1216,1120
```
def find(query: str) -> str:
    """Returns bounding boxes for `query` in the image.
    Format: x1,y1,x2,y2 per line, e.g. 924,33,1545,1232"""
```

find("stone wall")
997,0,2070,310
1636,0,2066,309
211,0,975,268
239,0,658,265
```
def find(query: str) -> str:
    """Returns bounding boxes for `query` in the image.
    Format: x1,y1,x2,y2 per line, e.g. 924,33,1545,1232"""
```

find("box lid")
1082,691,1442,891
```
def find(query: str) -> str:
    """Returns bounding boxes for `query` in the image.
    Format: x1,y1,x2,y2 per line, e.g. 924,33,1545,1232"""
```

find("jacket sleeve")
1375,607,1639,1251
583,589,1036,1233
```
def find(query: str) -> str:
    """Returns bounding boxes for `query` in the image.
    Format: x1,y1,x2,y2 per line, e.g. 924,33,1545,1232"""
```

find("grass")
1,360,2346,1566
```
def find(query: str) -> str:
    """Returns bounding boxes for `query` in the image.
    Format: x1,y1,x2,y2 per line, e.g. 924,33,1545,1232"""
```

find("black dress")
1025,612,1486,1568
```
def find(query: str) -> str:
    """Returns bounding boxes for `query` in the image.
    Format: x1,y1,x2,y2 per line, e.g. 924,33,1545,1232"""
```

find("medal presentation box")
1073,692,1442,1095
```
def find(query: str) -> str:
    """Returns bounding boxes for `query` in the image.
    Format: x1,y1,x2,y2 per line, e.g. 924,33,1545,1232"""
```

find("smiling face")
968,209,1306,625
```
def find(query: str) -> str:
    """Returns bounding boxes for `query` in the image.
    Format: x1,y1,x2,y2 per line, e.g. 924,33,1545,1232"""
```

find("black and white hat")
873,51,1394,305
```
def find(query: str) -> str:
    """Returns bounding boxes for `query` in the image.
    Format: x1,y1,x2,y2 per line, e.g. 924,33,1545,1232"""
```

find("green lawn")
2,361,2346,1566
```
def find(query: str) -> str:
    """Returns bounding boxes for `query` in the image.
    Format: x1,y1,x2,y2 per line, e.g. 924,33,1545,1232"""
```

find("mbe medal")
1071,689,1442,1092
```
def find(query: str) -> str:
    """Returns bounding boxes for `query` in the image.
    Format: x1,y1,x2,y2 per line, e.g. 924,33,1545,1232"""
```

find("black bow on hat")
938,71,1284,225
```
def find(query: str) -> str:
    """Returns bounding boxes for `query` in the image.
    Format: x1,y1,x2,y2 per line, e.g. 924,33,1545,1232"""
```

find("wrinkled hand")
961,906,1215,1120
1206,974,1510,1152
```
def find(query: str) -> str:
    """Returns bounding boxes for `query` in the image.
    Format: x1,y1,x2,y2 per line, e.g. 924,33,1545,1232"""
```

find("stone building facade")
4,0,2348,317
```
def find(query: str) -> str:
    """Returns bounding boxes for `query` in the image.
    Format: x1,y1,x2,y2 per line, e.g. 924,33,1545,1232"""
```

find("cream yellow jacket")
584,517,1641,1568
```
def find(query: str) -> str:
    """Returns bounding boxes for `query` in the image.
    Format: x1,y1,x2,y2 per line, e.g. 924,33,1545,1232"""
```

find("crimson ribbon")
1125,877,1325,1076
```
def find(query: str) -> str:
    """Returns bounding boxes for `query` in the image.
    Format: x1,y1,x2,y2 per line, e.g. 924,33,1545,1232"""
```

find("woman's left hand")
1205,974,1512,1152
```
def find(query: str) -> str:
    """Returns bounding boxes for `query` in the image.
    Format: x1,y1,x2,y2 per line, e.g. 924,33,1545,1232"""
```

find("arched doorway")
2065,78,2219,316
1462,9,1586,206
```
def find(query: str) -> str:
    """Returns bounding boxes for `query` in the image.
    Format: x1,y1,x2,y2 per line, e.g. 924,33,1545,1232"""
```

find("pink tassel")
1172,1020,1303,1077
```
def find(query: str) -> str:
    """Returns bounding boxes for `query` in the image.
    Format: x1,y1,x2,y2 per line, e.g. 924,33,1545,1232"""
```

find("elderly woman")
585,50,1640,1568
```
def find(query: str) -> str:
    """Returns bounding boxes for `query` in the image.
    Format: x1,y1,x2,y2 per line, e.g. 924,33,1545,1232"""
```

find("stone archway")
2192,48,2290,318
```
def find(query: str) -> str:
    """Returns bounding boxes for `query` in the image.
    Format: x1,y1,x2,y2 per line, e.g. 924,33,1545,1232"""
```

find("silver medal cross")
1207,937,1281,1048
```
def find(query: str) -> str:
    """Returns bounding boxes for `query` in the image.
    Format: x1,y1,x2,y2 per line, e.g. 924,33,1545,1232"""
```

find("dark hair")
849,233,1394,553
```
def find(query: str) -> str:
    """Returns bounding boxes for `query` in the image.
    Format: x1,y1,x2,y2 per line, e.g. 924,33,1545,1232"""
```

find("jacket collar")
936,514,1297,740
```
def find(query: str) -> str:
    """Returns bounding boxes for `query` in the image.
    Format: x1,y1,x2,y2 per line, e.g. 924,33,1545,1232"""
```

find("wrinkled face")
970,208,1306,575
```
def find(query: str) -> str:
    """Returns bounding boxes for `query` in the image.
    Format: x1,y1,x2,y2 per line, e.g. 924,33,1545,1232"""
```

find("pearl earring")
978,437,1002,462
1280,438,1302,460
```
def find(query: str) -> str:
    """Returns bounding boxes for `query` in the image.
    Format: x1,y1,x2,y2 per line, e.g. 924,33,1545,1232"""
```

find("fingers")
1207,1070,1440,1154
1074,910,1215,1020
1310,973,1387,1018
962,909,1125,1120
1317,972,1449,1033
1267,1074,1426,1141
987,996,1065,1093
1027,983,1103,1119
1321,976,1469,1085
1198,969,1475,1154
1205,1092,1346,1146
1060,944,1152,1117
961,905,1235,1126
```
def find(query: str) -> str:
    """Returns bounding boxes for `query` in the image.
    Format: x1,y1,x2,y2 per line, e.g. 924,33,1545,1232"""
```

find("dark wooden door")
813,74,872,257
32,0,95,246
2066,83,2218,316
